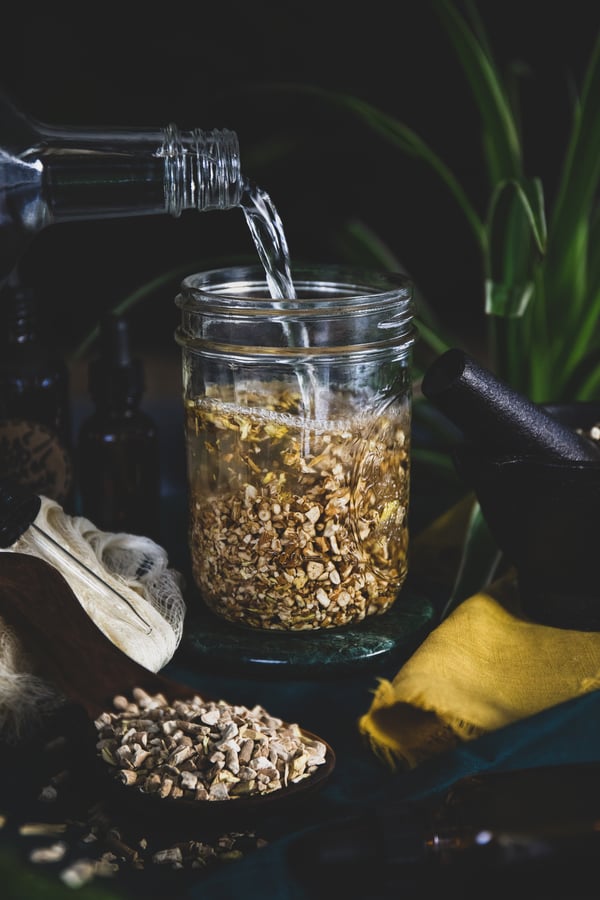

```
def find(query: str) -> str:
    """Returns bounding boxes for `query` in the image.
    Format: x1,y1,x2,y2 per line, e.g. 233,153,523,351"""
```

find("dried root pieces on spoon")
94,687,328,801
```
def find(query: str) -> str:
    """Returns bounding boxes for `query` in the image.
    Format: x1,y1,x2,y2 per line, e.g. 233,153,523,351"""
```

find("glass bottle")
77,313,160,541
0,268,74,509
175,263,416,632
0,90,242,286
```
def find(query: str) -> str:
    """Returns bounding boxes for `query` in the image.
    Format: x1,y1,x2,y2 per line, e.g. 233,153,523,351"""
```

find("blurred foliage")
79,0,599,617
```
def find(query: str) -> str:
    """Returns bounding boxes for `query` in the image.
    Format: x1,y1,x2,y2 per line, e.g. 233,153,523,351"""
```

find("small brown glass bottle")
77,313,160,541
0,269,74,509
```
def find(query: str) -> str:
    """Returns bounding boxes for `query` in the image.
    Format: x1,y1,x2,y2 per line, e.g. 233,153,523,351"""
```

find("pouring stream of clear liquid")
240,178,296,302
240,179,319,426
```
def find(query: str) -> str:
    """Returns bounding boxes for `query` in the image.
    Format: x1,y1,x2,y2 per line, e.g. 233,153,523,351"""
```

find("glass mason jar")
175,264,416,632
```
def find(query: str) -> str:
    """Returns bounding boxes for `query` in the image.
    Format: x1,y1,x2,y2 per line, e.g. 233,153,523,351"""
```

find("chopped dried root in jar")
185,385,410,630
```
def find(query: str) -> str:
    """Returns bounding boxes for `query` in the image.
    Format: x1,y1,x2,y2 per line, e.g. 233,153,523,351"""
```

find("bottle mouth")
161,124,242,216
174,264,416,358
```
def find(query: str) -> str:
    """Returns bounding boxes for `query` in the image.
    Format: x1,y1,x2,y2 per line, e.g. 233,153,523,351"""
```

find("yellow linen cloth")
359,572,600,771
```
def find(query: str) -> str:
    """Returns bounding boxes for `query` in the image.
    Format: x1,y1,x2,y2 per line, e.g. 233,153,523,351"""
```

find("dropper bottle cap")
88,313,144,410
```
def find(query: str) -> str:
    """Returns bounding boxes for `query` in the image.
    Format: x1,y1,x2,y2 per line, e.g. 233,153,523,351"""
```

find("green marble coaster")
180,585,436,676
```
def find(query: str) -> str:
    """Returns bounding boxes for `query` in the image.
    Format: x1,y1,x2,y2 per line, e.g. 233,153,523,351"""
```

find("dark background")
2,1,599,359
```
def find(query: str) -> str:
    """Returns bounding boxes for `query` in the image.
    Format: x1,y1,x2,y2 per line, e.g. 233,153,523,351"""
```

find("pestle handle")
421,348,600,463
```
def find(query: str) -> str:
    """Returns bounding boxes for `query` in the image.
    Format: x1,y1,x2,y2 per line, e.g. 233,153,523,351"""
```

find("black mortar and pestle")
421,348,600,631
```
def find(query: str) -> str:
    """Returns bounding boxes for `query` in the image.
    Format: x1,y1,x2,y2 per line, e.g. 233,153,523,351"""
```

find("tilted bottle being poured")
0,91,242,287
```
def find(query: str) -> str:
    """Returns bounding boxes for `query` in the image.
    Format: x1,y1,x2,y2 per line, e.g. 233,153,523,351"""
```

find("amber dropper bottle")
0,269,74,510
77,313,160,541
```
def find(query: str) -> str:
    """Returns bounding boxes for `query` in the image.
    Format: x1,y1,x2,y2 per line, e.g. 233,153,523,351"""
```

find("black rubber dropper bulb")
0,479,42,548
421,348,600,463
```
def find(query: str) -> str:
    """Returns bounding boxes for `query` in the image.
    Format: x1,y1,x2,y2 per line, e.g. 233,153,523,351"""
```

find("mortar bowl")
452,403,600,631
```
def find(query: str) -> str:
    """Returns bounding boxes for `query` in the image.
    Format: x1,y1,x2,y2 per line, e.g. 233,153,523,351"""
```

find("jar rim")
176,263,413,314
175,263,416,356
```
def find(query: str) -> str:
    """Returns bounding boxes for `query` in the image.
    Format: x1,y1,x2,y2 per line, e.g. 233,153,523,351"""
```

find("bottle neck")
0,93,243,285
27,122,243,223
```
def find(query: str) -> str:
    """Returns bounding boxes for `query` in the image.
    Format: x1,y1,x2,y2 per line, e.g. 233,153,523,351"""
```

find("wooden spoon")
0,552,335,821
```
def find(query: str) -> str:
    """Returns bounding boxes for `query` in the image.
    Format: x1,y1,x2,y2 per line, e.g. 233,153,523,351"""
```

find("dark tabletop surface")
2,403,600,898
3,556,600,899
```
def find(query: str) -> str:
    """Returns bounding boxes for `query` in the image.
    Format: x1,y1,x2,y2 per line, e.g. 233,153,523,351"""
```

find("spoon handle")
0,552,197,720
0,552,337,820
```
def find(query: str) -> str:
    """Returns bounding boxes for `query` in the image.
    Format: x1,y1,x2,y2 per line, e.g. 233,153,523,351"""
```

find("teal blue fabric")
162,660,600,899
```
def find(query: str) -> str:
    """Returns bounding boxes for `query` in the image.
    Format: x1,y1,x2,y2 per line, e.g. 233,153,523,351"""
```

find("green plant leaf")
481,174,550,394
68,254,257,363
493,177,547,254
411,447,457,476
413,317,453,359
247,82,486,251
68,262,197,362
439,499,503,621
541,31,600,389
331,92,486,249
333,218,406,273
433,0,523,182
547,31,600,311
566,202,600,395
333,218,450,344
563,339,600,399
576,365,600,401
486,177,546,269
586,202,600,298
485,280,534,318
